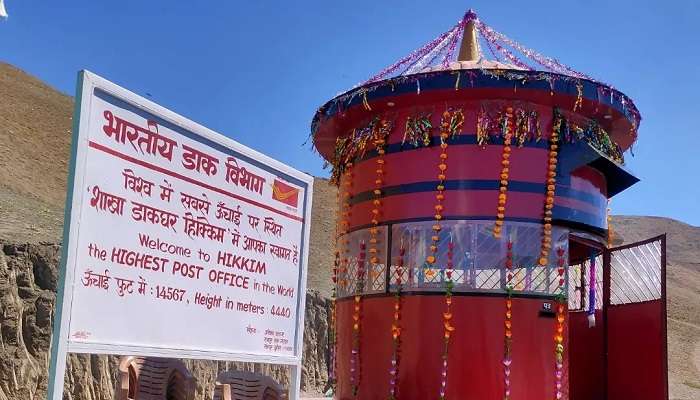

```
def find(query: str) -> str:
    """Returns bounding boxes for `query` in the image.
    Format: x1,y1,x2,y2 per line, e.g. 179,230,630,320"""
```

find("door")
604,235,668,400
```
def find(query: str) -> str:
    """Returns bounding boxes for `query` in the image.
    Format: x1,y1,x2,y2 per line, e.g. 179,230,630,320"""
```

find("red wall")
339,116,609,231
568,311,605,400
607,301,667,400
335,295,567,400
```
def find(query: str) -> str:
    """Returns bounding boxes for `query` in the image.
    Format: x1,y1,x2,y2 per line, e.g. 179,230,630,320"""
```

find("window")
335,220,569,298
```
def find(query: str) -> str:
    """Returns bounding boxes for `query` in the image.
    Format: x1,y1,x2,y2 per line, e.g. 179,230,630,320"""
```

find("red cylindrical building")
311,10,659,400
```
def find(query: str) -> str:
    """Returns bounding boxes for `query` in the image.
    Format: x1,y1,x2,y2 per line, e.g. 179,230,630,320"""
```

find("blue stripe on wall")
349,179,607,210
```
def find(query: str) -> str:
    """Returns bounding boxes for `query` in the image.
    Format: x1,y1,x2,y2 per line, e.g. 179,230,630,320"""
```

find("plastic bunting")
403,113,433,148
339,164,354,291
503,240,515,400
351,241,365,397
388,241,405,399
554,247,567,400
338,164,358,395
369,119,392,273
440,239,455,400
328,169,350,393
431,109,462,399
364,9,613,91
328,118,386,184
345,9,640,134
325,101,624,188
588,253,597,328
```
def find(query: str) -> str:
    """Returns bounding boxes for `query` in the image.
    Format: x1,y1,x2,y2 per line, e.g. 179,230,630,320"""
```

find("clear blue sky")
2,1,698,225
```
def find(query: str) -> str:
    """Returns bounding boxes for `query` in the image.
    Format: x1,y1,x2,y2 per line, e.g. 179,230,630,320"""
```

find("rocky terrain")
612,216,700,399
0,62,698,399
0,242,331,400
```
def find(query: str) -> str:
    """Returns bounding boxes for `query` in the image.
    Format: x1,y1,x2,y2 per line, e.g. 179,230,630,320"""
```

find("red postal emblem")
271,179,299,208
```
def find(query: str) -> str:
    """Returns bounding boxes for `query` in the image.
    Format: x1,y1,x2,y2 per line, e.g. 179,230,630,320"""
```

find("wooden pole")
458,10,479,62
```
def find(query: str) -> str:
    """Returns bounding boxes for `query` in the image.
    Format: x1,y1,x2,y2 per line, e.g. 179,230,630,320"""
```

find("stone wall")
0,242,331,400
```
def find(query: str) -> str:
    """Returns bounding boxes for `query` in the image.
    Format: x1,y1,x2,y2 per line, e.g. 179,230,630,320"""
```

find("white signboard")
48,71,312,400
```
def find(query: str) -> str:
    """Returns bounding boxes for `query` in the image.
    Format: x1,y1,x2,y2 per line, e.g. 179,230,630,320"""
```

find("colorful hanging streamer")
388,241,405,399
554,247,567,400
440,239,456,400
503,240,514,400
588,254,596,328
351,241,366,397
403,113,433,148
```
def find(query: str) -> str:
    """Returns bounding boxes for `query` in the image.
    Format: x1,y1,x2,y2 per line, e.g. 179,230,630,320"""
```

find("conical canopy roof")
362,9,602,85
311,9,641,160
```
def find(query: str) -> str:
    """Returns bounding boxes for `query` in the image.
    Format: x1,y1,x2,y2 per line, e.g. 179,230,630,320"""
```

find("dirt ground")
613,216,700,399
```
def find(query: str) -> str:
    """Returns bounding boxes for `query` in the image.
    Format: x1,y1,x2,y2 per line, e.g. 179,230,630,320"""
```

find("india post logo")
271,179,300,208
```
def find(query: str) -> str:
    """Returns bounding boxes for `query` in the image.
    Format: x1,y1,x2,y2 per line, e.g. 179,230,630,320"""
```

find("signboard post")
47,71,313,400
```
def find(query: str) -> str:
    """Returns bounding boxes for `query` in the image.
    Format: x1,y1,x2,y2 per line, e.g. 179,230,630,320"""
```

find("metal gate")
604,235,668,400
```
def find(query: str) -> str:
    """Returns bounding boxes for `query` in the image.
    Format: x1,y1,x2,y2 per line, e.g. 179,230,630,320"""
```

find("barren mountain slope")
0,62,70,242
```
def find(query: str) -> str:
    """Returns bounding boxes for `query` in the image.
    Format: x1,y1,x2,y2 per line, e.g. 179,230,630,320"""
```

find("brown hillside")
612,216,700,398
0,62,71,242
0,62,698,398
0,63,72,207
